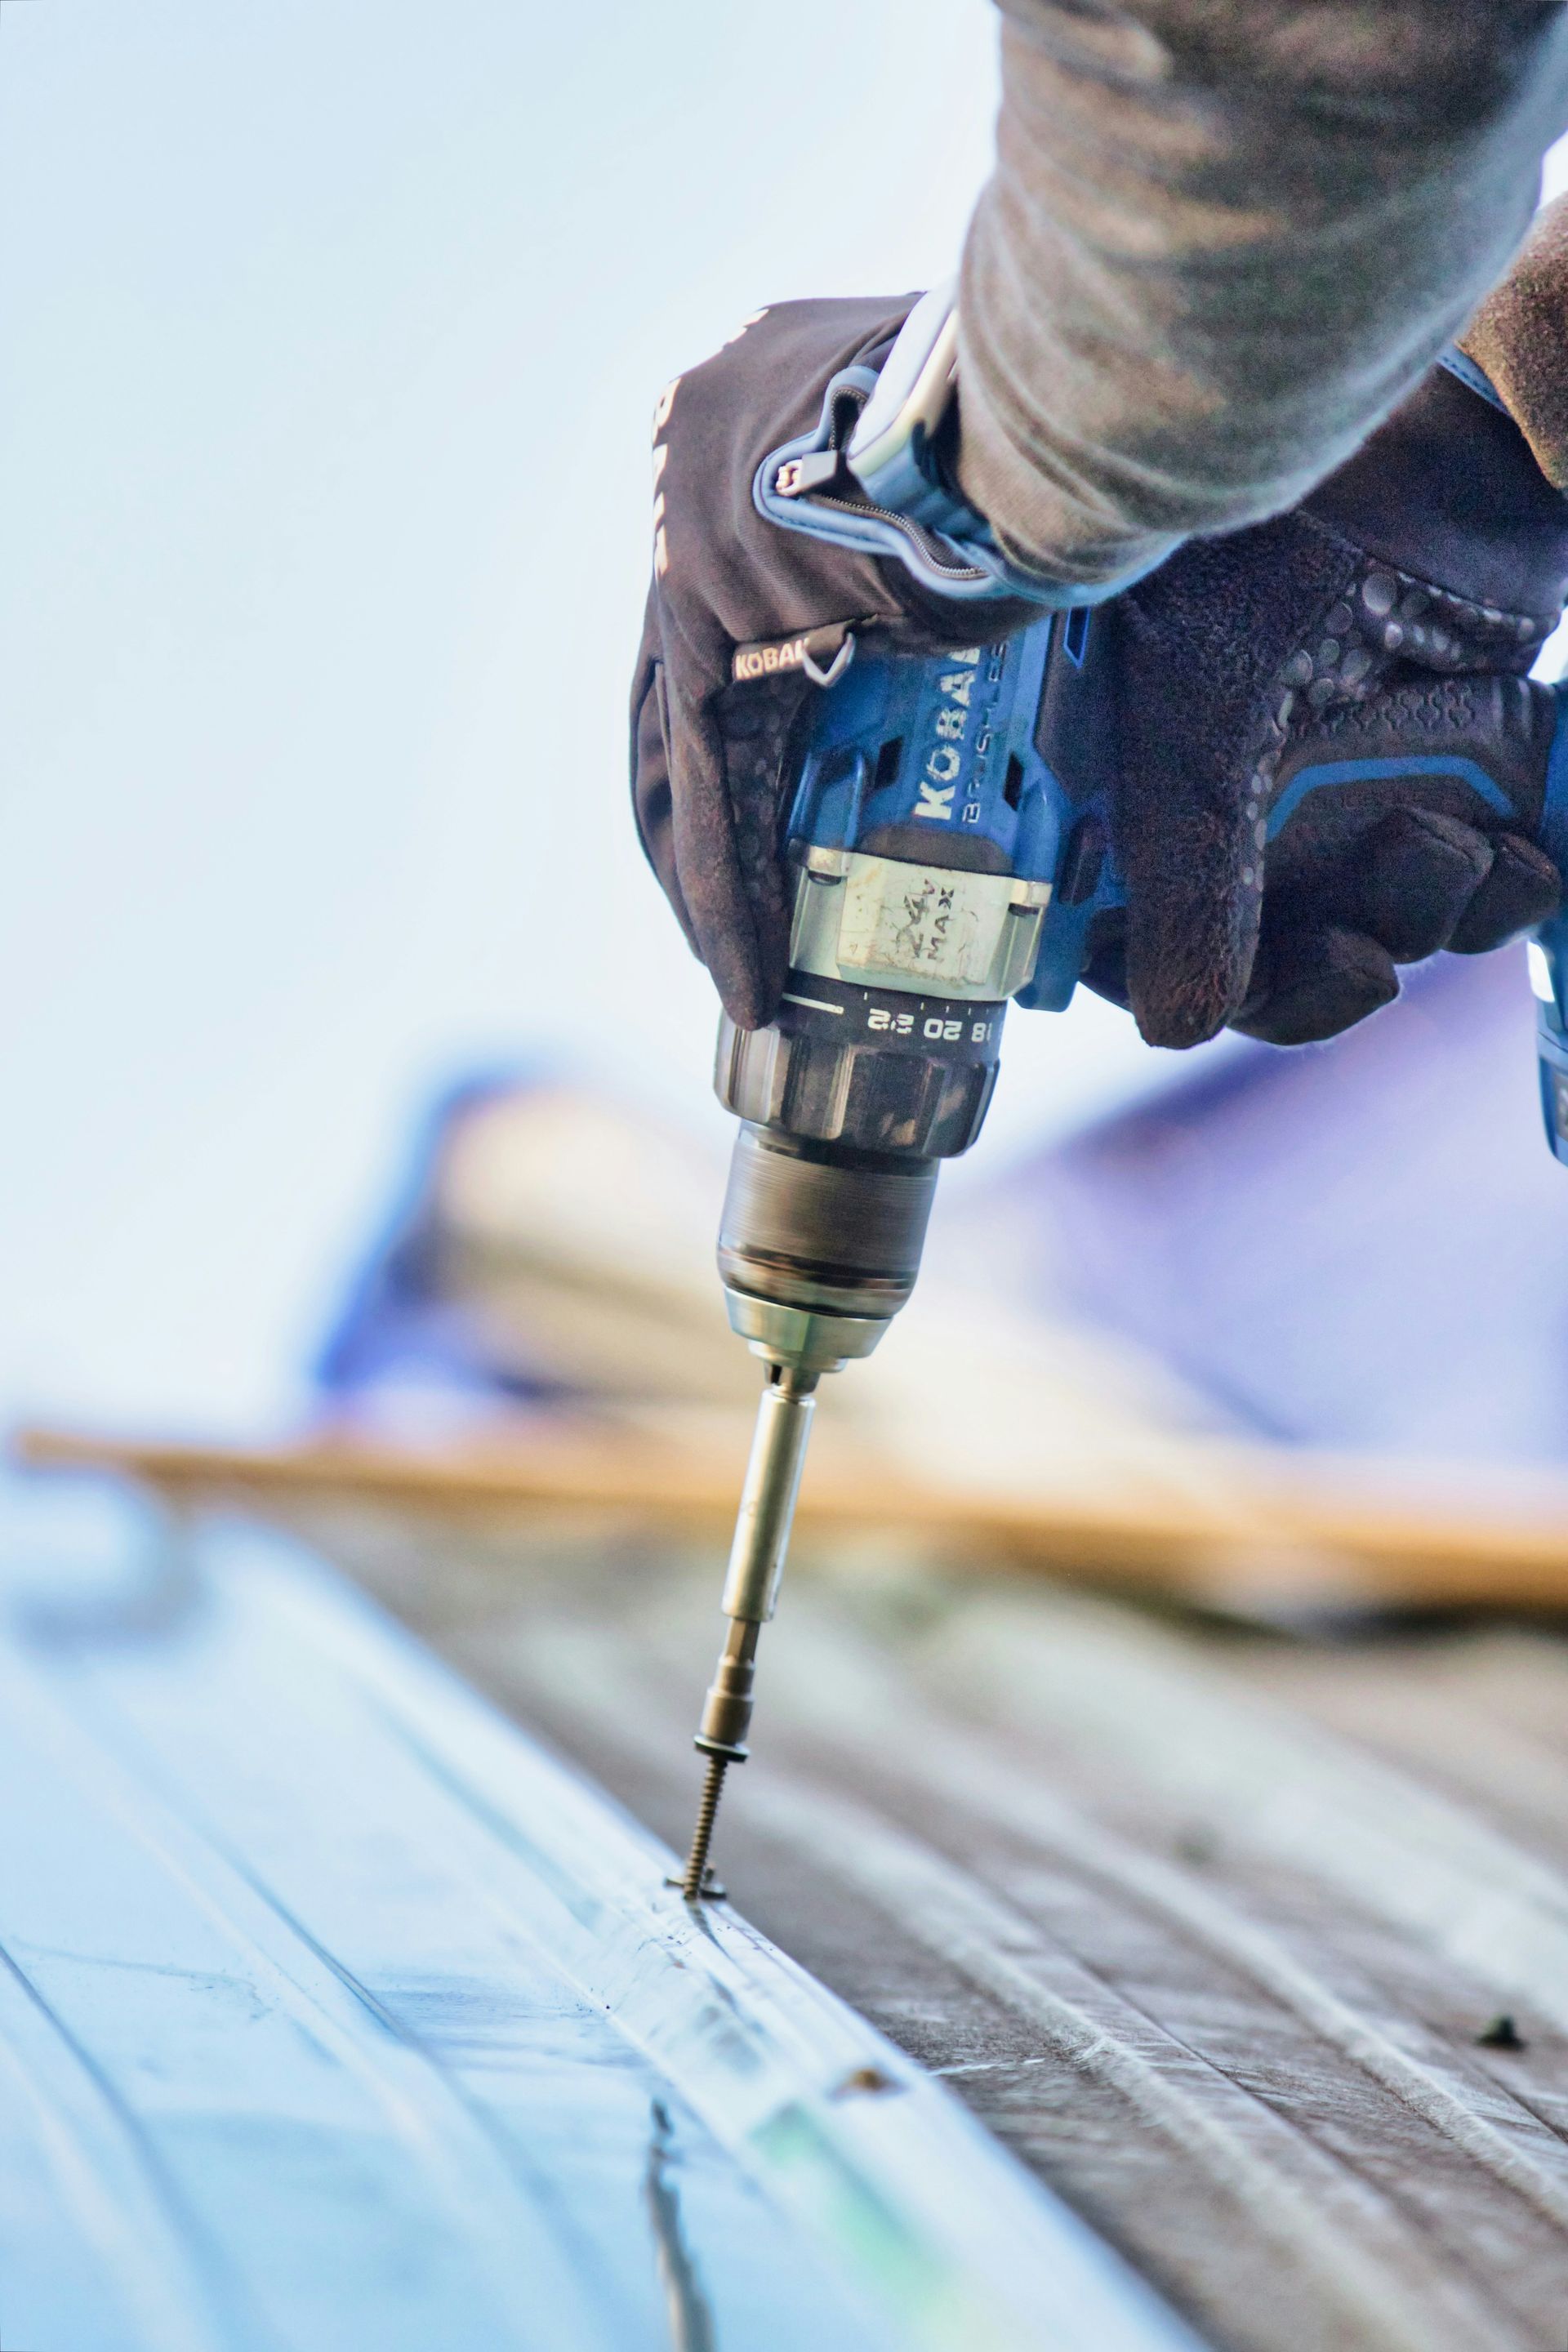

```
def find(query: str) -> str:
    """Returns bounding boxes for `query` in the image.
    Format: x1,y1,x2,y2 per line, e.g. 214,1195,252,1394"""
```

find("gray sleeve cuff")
951,0,1568,583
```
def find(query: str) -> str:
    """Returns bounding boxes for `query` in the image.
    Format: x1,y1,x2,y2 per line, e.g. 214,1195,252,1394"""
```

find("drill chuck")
719,1123,937,1320
712,952,1004,1370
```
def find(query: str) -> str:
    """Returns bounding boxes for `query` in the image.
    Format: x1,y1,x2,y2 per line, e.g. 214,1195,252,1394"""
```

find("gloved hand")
630,298,1038,1031
1235,646,1561,1047
635,255,1568,1054
1084,355,1568,1049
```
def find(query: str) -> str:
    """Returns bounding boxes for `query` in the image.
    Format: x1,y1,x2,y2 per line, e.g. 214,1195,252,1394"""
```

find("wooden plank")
278,1500,1568,2352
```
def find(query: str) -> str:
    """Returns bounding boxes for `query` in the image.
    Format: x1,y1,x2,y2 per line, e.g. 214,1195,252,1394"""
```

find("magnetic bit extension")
679,1362,818,1900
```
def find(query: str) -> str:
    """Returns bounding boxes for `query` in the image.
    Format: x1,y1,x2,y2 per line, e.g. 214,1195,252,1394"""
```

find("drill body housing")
715,610,1123,1379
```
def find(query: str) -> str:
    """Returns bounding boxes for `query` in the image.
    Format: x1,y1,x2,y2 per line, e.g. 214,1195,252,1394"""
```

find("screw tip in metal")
679,1753,730,1902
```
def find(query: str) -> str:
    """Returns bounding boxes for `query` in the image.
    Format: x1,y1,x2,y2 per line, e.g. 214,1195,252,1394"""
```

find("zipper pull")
774,449,844,500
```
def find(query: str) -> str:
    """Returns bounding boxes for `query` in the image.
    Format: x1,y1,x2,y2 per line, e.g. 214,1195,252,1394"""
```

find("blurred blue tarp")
983,946,1567,1462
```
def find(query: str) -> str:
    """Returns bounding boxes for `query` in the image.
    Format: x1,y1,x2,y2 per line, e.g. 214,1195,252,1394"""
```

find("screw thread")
680,1753,729,1901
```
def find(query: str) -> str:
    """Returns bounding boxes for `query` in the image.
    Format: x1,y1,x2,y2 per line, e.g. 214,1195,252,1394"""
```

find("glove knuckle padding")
1449,832,1561,953
1363,808,1494,955
1343,806,1493,962
1265,666,1557,970
1236,922,1398,1048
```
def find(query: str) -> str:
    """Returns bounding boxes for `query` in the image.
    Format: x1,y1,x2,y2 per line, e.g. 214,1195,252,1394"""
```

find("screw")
680,1753,729,1902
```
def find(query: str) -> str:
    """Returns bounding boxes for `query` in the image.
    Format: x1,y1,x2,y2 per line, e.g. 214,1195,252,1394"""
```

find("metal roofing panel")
0,1516,1200,2352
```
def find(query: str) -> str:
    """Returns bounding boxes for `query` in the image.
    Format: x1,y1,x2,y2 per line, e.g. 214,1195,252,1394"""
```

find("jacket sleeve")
955,0,1568,593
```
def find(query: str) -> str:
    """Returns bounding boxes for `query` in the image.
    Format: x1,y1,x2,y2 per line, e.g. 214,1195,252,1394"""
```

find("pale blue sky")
0,4,1557,1433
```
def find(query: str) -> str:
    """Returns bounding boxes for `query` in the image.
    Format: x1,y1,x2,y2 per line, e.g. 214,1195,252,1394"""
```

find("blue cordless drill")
678,609,1123,1896
678,611,1568,1900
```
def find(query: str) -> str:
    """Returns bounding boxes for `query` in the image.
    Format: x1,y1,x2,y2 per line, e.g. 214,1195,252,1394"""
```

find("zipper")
786,479,991,586
775,383,991,588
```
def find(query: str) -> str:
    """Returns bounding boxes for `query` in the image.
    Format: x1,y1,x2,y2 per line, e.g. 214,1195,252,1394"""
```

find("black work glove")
1085,363,1568,1049
1236,663,1561,1045
630,299,1034,1030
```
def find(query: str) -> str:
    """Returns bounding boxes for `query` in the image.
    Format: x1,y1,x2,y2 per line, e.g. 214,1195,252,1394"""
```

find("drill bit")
679,1361,818,1900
